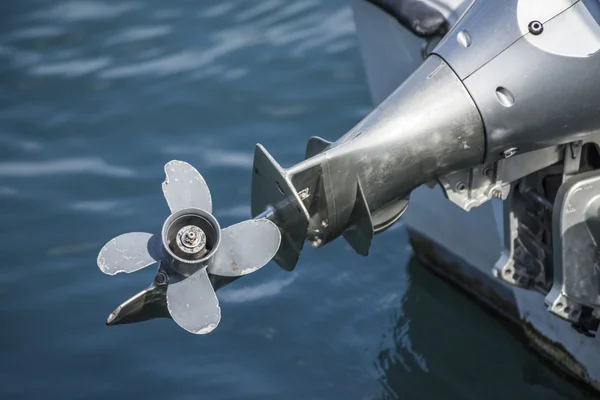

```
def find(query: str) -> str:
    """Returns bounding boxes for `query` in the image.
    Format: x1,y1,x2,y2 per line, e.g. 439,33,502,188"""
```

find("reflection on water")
0,0,593,398
376,259,592,400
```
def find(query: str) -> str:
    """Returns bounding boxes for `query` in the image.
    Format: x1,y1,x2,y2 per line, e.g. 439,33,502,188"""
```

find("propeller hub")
162,208,221,264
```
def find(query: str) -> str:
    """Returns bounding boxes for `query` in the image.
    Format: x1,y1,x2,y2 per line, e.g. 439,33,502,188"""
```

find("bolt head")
528,20,543,35
502,147,518,158
176,225,206,254
154,272,168,285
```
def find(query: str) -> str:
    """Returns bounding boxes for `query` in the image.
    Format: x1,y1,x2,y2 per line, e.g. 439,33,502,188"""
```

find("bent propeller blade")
162,160,212,213
166,267,221,334
97,232,163,275
208,219,281,277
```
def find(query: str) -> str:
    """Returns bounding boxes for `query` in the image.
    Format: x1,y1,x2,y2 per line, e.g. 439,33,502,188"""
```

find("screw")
154,271,168,285
321,220,329,228
492,189,503,199
311,237,323,248
502,147,518,158
528,20,543,35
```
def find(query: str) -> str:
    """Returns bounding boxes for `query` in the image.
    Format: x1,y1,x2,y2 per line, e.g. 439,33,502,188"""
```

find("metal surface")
97,160,282,333
251,144,310,271
438,165,509,211
305,136,332,160
521,1,600,58
106,279,169,325
166,265,221,335
439,146,563,211
461,1,600,160
251,54,485,270
341,179,374,255
161,208,221,264
433,0,577,79
97,232,163,275
546,170,600,328
208,219,281,277
176,225,207,255
163,160,213,214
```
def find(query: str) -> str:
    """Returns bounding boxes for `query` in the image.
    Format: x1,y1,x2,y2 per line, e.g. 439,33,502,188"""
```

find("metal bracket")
438,145,563,211
438,164,509,211
545,169,600,335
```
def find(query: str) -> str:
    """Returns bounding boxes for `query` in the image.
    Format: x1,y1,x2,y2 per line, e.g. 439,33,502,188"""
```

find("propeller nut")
176,225,207,255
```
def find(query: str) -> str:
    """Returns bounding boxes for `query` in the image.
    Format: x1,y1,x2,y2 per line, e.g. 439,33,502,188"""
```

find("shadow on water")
374,258,596,400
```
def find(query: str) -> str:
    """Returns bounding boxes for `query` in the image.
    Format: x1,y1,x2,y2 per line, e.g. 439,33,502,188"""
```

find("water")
0,1,593,399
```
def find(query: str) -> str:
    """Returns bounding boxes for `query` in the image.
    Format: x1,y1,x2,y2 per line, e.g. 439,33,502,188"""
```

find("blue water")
0,1,593,399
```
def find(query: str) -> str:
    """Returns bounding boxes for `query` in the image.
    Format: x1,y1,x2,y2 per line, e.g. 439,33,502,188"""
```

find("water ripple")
235,0,283,22
204,149,254,169
199,3,235,18
33,1,142,22
104,25,172,46
219,275,295,303
71,200,119,213
29,57,111,77
99,35,249,78
11,26,67,40
0,187,18,197
0,158,135,178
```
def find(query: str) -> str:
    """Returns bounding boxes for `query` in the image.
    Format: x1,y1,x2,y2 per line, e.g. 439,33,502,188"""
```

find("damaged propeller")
97,160,281,334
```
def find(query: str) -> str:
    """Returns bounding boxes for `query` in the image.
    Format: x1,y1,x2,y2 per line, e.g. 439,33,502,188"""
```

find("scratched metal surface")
0,0,591,398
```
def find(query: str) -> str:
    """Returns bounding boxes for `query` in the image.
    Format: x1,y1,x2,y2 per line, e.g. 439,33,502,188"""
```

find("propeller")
97,160,281,334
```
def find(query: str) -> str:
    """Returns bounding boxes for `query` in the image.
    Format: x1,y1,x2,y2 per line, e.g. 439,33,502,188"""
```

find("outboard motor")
97,0,600,335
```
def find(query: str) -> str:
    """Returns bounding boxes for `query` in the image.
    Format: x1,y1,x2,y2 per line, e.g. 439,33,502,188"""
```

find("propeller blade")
208,219,281,277
97,232,163,275
162,160,212,213
106,283,169,325
166,267,221,334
